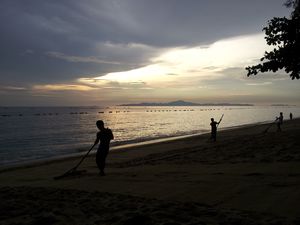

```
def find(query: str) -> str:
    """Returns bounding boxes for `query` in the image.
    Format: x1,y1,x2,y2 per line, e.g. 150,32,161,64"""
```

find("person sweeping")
276,112,283,132
210,114,224,142
94,120,114,176
53,120,114,180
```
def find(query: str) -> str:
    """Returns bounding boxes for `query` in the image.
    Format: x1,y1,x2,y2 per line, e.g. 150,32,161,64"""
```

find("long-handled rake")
54,144,96,180
262,118,278,134
217,114,224,128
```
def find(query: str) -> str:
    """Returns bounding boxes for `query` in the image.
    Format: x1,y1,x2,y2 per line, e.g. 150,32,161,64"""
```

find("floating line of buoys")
70,112,88,114
1,112,61,117
1,107,230,118
144,109,197,112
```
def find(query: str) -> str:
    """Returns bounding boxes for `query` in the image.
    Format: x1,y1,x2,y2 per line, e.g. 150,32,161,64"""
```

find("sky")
0,0,299,106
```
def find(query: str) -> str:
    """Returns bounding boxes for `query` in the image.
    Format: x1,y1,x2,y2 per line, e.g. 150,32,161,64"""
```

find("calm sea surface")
0,106,299,166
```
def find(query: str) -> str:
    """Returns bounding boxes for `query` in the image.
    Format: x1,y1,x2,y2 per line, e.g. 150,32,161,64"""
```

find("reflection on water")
0,106,299,165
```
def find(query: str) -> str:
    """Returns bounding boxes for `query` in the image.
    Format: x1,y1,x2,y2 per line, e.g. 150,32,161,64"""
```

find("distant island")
271,104,296,106
119,100,254,107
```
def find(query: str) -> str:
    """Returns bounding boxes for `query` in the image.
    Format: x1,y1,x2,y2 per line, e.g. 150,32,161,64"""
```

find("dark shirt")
96,128,114,149
210,121,218,132
277,115,283,124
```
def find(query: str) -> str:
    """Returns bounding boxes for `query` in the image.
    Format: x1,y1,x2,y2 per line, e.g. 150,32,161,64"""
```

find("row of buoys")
1,108,242,118
70,112,88,115
146,109,195,112
1,111,133,117
35,113,59,116
1,113,60,117
1,114,11,117
200,109,218,111
1,112,88,117
98,111,130,114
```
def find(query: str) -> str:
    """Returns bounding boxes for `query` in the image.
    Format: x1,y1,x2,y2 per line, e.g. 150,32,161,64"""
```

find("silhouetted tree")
246,0,300,79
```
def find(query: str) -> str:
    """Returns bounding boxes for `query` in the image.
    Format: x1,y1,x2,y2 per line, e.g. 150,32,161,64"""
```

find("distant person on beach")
94,120,114,176
210,118,220,142
276,112,283,132
290,112,293,120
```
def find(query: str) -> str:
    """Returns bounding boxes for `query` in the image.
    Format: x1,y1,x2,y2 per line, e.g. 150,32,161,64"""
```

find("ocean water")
0,105,299,166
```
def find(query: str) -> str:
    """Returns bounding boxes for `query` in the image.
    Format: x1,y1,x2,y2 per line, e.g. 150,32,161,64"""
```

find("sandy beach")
1,119,300,225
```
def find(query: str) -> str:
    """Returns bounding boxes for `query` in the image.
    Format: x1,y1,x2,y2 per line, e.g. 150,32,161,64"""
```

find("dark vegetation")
246,0,300,79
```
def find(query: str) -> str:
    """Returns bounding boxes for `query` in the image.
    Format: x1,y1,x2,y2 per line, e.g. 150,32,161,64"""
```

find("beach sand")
1,119,300,225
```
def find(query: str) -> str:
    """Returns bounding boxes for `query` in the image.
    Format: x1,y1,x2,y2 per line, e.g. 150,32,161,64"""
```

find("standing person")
210,118,220,142
276,112,283,132
290,112,293,120
94,120,114,176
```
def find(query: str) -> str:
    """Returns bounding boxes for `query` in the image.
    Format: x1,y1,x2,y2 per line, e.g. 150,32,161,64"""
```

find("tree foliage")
246,0,300,79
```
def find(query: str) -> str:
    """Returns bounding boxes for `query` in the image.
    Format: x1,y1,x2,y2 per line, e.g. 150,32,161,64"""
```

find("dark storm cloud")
0,0,290,87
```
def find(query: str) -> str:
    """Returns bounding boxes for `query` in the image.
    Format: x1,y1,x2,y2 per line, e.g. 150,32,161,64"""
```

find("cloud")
95,41,164,65
0,1,290,85
5,31,295,106
1,86,27,91
77,77,151,90
246,82,273,86
27,13,79,35
20,49,34,56
203,66,220,70
79,33,270,88
33,84,97,91
46,51,124,65
1,0,296,105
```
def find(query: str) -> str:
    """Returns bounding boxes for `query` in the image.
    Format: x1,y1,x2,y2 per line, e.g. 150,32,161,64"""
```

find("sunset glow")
0,0,298,106
77,34,271,89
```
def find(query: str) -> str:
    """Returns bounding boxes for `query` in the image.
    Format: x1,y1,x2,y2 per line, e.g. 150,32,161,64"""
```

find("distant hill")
271,104,296,106
119,100,254,106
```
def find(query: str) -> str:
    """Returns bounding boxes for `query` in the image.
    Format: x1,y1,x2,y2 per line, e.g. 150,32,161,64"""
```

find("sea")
0,105,299,167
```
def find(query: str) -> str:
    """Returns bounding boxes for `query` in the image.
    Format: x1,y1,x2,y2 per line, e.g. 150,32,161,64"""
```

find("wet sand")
1,119,300,225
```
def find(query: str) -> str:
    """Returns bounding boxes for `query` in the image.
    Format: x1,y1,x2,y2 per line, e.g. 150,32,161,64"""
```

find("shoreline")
0,118,295,171
0,119,282,172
